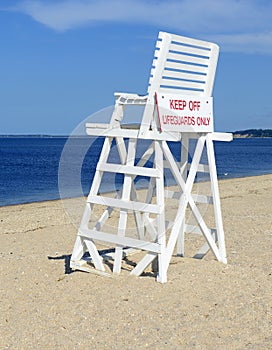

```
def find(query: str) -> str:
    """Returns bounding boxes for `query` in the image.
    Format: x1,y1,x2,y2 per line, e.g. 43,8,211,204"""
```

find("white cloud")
210,32,272,55
9,0,272,54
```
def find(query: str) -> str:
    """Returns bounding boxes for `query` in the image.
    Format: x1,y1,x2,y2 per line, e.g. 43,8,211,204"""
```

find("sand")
0,174,271,349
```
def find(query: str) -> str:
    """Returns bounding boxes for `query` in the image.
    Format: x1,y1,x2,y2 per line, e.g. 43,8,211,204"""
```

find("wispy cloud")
8,0,272,54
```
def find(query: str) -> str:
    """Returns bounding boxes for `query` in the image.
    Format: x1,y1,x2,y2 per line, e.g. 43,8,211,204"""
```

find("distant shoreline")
232,128,272,138
1,128,271,138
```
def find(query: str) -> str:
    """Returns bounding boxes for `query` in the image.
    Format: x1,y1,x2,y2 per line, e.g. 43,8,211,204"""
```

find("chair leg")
206,136,227,263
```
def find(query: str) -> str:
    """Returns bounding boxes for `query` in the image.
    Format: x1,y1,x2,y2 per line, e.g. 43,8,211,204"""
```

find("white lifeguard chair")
70,31,232,283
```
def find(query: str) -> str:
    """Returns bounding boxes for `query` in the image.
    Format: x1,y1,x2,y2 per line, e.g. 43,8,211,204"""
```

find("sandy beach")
0,174,271,349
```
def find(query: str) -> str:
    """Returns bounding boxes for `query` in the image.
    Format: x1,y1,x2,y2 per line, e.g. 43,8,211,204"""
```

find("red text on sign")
189,100,201,111
197,117,210,126
169,99,187,110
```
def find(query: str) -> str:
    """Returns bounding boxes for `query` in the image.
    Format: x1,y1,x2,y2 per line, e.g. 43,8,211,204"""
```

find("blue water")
0,136,271,206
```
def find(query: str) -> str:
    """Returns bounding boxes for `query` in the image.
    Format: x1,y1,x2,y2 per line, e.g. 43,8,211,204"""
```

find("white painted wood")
161,141,186,190
142,214,158,241
191,194,213,204
85,123,111,129
97,163,160,178
206,134,227,263
89,137,113,196
159,60,209,75
70,31,231,282
184,224,204,235
114,136,145,241
193,230,217,259
113,138,136,274
87,195,161,214
84,238,105,271
160,69,206,82
168,42,212,57
130,252,157,277
164,189,180,200
155,140,167,283
166,51,210,66
79,228,161,253
210,132,233,142
165,136,206,267
187,196,221,261
177,134,188,256
86,126,182,141
70,261,112,277
70,236,87,262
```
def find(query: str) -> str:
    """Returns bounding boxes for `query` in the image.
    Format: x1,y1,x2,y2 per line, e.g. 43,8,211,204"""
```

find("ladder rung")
188,163,210,173
165,190,180,200
87,195,161,214
79,228,161,253
97,163,160,178
191,194,213,204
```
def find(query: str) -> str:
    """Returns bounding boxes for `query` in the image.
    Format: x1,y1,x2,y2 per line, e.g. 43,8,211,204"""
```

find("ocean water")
0,136,271,207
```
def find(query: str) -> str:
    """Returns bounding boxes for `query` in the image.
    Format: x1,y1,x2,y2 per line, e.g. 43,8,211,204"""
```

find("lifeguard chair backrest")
148,32,219,97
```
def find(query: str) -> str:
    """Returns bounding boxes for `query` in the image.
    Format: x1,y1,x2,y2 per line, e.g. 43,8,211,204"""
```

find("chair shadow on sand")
48,249,159,278
48,254,73,274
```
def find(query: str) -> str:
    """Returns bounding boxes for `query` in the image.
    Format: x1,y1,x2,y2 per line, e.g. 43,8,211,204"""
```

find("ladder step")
188,163,210,173
165,190,180,200
87,195,161,214
191,194,213,204
79,228,161,253
97,163,160,178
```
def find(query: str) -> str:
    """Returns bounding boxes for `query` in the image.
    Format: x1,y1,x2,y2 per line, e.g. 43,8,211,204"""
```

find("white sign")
156,93,214,133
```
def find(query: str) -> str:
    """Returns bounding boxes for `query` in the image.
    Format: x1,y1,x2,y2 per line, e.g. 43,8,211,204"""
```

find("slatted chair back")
140,32,219,134
148,31,219,97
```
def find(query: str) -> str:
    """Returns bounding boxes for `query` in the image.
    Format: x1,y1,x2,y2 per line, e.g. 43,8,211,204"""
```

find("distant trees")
233,129,272,137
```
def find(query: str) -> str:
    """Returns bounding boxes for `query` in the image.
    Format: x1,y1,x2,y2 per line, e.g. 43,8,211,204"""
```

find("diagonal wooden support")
69,31,231,282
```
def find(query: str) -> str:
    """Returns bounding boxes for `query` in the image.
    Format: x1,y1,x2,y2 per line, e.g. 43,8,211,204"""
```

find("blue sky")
1,0,272,134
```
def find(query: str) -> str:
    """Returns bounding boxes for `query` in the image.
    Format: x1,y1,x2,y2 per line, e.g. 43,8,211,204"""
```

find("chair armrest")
114,92,148,105
208,132,233,142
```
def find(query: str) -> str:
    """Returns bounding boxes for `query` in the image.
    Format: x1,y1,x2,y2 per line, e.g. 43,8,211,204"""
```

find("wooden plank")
167,51,210,66
86,127,139,138
206,136,227,263
177,134,189,256
130,252,157,277
85,123,111,129
154,141,167,283
159,31,213,47
164,190,180,200
169,42,211,57
85,126,182,142
113,138,136,274
163,60,209,74
188,195,221,261
161,141,186,190
161,69,206,83
187,163,210,173
191,194,213,204
97,163,160,178
87,195,161,214
209,132,233,142
79,228,161,253
165,136,206,266
193,229,217,259
70,260,112,277
160,78,205,91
